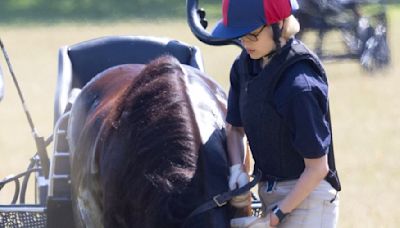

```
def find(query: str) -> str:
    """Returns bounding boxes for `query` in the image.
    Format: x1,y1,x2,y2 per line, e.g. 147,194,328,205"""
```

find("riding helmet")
211,0,299,39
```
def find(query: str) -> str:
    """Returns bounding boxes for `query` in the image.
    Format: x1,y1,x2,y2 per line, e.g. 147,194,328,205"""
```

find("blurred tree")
0,0,220,23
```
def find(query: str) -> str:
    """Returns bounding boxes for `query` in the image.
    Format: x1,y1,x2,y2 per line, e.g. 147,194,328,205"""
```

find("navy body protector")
238,40,341,191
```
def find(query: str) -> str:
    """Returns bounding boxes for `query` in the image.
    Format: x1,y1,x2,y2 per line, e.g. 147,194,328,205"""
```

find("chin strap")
264,50,276,60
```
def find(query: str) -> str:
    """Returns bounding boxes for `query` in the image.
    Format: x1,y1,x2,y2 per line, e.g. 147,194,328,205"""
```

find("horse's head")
69,55,233,228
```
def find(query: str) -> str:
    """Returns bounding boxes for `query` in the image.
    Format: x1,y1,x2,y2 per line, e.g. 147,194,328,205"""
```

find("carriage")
294,0,390,71
0,0,264,227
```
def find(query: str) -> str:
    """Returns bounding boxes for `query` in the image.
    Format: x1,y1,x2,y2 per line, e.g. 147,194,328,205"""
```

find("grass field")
1,7,399,228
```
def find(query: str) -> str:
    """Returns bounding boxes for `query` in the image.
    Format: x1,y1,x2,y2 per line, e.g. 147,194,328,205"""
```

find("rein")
182,169,261,227
0,39,50,178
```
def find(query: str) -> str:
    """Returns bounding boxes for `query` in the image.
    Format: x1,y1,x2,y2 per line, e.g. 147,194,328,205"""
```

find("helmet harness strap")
271,23,282,53
262,23,282,61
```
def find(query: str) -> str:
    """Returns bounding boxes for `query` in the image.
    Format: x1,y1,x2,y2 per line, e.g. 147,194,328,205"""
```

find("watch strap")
272,205,288,222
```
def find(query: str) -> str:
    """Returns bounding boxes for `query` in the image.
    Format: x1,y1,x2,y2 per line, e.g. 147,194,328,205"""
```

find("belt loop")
266,180,276,193
330,191,338,203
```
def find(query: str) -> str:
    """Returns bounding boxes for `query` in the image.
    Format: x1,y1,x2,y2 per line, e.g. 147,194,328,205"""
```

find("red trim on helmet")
222,0,230,26
222,0,229,26
263,0,291,24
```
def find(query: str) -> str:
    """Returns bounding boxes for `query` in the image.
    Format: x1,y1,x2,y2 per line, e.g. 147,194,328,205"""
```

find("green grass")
0,6,399,228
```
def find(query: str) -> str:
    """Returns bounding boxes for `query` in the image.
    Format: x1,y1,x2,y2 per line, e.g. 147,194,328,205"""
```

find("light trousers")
258,179,339,228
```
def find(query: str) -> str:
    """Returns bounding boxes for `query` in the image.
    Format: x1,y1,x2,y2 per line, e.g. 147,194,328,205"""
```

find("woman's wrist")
272,205,289,223
230,163,243,172
278,202,293,214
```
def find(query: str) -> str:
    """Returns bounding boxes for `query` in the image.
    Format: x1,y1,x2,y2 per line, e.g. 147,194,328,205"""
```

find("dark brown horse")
68,56,241,228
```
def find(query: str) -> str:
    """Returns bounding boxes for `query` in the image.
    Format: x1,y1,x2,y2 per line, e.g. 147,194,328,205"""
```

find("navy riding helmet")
211,0,299,40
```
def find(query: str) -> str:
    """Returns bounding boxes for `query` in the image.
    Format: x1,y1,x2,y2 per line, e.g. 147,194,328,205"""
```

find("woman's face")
240,25,276,59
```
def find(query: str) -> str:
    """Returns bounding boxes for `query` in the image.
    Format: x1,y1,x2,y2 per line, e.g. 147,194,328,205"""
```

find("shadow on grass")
0,0,220,24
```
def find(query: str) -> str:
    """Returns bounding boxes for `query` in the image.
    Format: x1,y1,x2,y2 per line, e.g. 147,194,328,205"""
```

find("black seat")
54,35,204,122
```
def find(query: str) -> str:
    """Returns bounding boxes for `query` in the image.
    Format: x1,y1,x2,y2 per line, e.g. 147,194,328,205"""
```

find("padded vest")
236,39,341,191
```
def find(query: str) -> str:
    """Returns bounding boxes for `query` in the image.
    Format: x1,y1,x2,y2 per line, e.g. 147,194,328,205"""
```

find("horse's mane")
100,56,201,227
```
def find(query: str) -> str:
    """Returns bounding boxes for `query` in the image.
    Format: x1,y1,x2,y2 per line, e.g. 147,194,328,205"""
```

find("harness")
182,170,261,228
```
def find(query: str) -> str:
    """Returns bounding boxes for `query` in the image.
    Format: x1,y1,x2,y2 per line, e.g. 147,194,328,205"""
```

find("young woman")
211,0,341,227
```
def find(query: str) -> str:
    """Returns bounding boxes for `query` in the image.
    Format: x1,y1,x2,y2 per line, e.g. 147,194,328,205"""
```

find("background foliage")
1,0,398,24
0,0,221,23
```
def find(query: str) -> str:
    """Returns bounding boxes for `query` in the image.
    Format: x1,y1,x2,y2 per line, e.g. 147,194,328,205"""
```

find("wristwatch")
272,205,289,223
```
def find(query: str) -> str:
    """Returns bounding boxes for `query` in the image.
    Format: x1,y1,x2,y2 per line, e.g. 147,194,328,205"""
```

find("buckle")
213,194,227,207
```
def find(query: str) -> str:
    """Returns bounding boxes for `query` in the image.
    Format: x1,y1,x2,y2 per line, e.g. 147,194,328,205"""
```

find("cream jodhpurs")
258,179,339,228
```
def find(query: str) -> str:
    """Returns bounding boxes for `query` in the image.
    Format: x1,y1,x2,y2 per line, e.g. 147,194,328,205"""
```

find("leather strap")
272,205,288,222
182,170,262,227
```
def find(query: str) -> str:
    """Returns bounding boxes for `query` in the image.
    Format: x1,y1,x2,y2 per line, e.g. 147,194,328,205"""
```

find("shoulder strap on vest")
325,106,342,191
268,41,322,96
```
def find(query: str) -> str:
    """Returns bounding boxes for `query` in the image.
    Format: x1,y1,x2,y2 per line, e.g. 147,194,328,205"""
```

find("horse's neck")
183,67,226,144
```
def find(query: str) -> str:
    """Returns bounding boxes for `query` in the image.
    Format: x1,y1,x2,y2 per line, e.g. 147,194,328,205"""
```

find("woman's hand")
229,164,251,208
229,164,249,190
268,212,280,227
226,124,250,207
